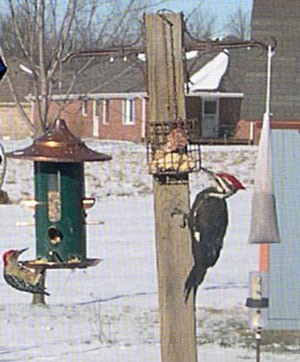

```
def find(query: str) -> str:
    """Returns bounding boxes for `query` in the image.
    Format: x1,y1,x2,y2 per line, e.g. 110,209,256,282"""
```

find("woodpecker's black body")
184,187,228,302
181,169,245,303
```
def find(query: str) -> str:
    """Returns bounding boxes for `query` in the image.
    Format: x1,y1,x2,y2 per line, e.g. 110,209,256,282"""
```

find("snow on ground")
2,139,257,203
0,139,299,361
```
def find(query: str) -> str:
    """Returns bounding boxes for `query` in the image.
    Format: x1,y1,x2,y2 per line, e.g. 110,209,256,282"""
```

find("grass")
195,307,300,354
260,330,300,352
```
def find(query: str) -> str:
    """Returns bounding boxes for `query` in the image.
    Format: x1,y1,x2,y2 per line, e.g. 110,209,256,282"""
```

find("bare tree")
1,0,81,136
225,6,251,40
0,0,163,137
185,3,217,40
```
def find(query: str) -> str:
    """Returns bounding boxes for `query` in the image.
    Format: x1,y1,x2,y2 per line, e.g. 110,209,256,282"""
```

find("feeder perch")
246,271,269,309
6,119,111,269
146,118,201,178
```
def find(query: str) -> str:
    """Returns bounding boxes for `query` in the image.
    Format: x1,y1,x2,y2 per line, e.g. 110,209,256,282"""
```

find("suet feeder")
6,119,111,269
248,113,280,244
146,118,201,179
249,46,280,244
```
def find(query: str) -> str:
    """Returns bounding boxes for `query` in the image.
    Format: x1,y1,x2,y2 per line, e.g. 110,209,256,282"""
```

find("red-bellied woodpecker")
2,248,49,296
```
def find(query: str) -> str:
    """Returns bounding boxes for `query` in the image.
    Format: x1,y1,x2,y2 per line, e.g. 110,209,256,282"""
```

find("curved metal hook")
252,37,277,57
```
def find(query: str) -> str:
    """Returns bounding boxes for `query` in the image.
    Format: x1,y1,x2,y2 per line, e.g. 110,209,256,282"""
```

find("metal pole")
265,45,274,117
255,328,262,362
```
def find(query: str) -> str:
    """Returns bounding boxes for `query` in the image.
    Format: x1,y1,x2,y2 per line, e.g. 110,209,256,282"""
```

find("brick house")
0,57,33,138
0,48,250,142
2,3,300,143
185,49,247,142
44,48,248,143
48,92,147,142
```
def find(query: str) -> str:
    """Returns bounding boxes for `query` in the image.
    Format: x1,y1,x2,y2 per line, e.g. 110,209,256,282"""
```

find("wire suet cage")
146,118,201,177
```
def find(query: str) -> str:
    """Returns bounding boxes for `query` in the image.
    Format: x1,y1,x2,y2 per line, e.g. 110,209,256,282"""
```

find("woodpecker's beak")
202,168,227,193
17,248,29,255
201,167,217,179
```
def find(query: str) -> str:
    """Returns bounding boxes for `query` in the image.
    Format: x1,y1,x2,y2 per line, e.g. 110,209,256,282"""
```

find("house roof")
58,57,147,95
0,57,33,103
189,51,229,91
63,47,250,97
186,47,253,95
219,47,253,93
0,47,252,102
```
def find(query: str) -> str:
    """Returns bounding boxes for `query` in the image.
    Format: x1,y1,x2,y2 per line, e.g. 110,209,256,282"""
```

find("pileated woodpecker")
176,168,245,303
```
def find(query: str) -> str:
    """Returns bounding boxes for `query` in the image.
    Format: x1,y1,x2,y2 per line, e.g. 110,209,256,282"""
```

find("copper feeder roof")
6,119,112,163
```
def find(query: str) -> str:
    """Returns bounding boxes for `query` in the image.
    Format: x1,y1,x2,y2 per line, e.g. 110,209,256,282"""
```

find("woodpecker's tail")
34,282,50,296
184,264,207,303
35,268,50,296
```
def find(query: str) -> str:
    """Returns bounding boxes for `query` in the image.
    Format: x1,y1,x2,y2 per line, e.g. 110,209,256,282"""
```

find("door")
92,100,100,137
202,99,219,138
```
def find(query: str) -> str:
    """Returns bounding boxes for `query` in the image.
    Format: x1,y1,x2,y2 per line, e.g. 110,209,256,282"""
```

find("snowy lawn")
0,140,299,361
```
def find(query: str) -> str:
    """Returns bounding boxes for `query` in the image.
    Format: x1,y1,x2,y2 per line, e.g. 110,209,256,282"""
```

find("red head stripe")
216,173,245,190
2,250,15,265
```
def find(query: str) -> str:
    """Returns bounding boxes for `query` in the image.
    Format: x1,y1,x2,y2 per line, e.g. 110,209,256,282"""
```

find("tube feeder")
6,119,111,270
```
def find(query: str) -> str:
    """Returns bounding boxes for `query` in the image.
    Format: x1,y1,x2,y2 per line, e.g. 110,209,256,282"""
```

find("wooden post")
145,13,198,362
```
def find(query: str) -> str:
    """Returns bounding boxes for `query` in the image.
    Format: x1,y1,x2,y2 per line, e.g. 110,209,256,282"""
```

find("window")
102,99,110,125
202,99,219,138
122,99,135,125
82,99,88,116
204,100,217,115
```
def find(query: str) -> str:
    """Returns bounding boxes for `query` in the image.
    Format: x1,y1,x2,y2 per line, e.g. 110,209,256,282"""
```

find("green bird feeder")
6,119,111,269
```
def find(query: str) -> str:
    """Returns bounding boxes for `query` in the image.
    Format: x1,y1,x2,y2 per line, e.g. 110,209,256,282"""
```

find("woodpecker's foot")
171,208,187,228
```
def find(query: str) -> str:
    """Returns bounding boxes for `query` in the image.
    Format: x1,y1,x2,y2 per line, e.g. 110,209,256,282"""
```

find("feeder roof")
6,119,112,163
